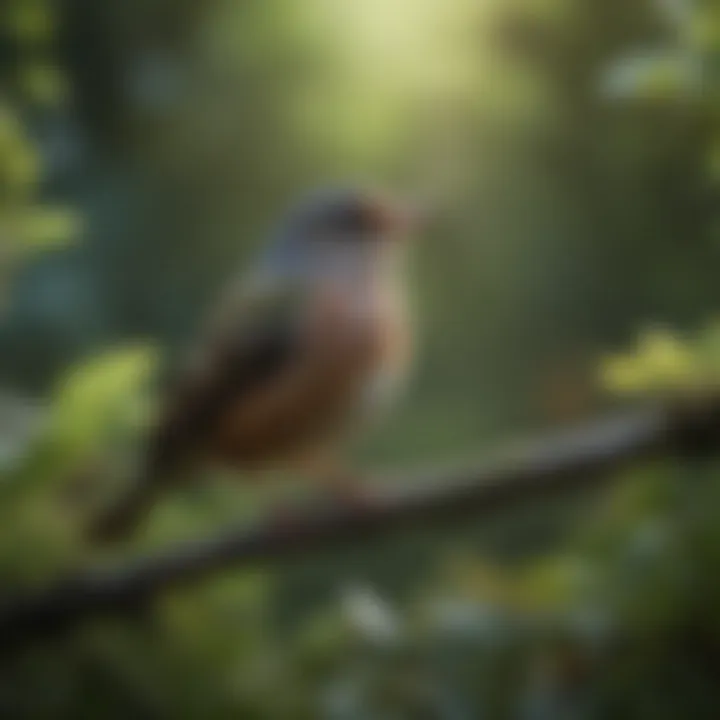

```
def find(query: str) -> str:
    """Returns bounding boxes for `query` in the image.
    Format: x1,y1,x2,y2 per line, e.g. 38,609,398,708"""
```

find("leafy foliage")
602,324,720,396
0,0,78,310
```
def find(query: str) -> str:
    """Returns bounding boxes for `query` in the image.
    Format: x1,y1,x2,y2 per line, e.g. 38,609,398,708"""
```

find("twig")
1,397,719,651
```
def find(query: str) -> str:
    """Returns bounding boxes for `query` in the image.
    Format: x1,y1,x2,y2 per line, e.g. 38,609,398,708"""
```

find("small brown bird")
91,187,420,541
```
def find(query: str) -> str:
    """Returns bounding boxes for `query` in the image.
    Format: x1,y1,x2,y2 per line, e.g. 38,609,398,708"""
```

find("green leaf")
49,345,159,457
15,207,82,251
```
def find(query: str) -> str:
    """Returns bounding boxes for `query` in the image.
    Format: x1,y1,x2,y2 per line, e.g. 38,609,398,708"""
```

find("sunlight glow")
315,0,480,95
301,0,487,173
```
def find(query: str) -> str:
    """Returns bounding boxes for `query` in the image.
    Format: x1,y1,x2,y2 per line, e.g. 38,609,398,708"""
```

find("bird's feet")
263,466,375,531
318,471,376,513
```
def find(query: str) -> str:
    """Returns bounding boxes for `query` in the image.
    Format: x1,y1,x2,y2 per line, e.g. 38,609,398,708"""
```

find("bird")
90,186,421,541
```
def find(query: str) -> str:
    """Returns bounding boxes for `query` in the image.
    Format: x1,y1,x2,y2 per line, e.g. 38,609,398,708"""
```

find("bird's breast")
210,277,411,467
356,283,412,416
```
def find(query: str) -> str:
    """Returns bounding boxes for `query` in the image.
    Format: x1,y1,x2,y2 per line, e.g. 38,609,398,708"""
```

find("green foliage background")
1,0,720,716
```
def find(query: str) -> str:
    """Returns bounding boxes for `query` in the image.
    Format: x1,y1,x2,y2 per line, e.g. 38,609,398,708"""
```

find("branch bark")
2,398,719,651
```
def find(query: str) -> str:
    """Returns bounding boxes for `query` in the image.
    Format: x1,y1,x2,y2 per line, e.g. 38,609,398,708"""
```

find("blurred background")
1,0,720,716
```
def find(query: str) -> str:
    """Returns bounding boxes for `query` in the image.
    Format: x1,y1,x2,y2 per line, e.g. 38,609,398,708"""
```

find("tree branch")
2,397,720,651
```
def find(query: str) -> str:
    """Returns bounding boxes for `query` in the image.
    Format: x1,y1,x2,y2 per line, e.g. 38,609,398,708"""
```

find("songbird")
91,187,420,541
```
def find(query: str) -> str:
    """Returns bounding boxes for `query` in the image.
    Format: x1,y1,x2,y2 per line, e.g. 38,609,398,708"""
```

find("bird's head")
286,187,418,243
259,187,421,281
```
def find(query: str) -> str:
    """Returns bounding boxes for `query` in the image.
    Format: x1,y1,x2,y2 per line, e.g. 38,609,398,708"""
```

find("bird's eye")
331,203,367,233
302,192,391,241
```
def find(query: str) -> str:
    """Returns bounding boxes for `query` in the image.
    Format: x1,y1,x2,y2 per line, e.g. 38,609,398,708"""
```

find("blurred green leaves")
602,323,720,397
0,345,158,587
49,345,158,459
4,0,54,44
0,104,79,308
2,0,66,105
0,106,39,198
14,208,82,251
0,0,77,308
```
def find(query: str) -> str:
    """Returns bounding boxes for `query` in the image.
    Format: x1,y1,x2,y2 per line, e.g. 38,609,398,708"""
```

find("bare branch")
1,398,719,652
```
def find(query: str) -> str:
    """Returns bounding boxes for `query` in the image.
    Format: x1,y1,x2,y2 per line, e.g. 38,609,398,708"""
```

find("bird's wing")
146,280,306,477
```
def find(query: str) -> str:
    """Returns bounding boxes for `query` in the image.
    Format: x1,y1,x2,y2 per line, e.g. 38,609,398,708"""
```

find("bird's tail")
87,470,162,544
